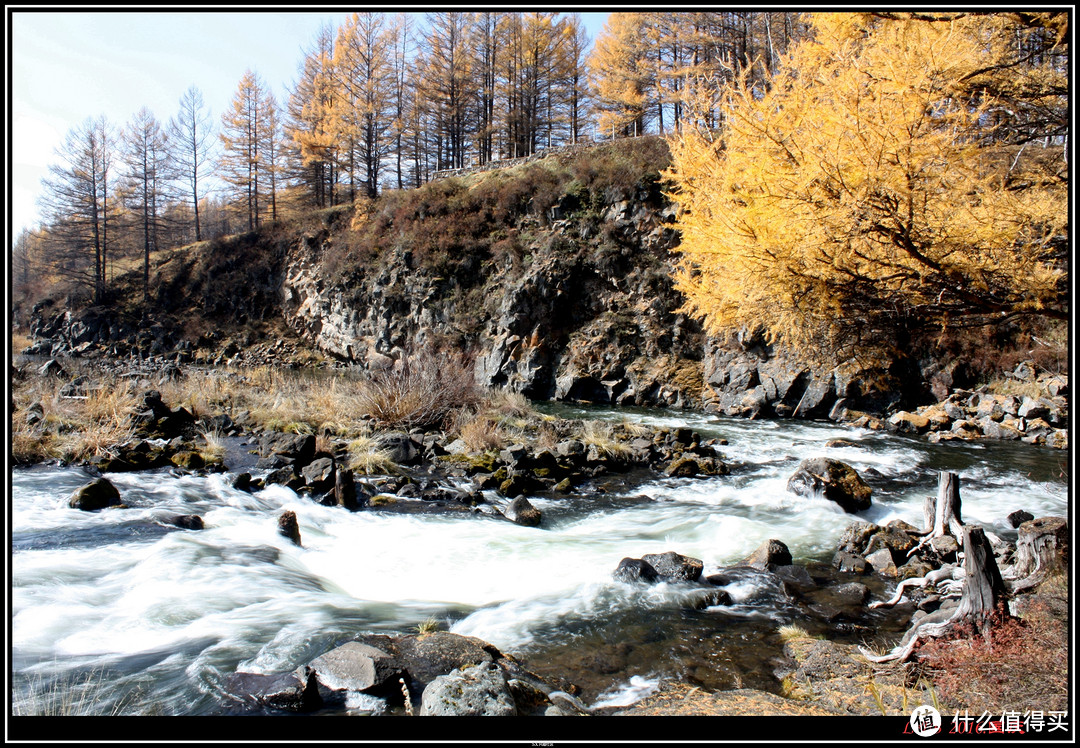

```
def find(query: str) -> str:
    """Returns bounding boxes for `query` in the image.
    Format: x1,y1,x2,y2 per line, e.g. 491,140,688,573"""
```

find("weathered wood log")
1008,516,1068,593
928,471,964,539
869,564,963,609
862,524,1007,663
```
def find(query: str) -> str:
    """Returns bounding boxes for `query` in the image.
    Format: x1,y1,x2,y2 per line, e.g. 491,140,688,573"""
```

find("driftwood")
1007,516,1068,594
868,564,964,609
862,524,1007,663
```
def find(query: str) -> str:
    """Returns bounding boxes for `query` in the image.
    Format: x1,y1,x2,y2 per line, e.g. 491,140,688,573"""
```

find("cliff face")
281,176,707,409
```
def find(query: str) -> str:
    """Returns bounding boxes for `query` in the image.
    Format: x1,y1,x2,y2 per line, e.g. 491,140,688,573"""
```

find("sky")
7,8,612,241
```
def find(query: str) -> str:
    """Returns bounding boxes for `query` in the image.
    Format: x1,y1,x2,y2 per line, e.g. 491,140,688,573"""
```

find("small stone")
1007,510,1035,529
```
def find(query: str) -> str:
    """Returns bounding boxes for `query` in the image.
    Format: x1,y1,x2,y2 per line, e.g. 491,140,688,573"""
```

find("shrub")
357,347,479,430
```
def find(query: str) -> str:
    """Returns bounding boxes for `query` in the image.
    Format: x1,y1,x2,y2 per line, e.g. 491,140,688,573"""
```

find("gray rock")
308,641,402,694
832,552,869,574
420,662,518,716
864,548,897,576
740,539,793,570
836,521,879,554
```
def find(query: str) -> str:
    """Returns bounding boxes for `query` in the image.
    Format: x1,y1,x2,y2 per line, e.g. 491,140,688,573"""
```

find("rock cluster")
886,384,1068,449
222,631,574,717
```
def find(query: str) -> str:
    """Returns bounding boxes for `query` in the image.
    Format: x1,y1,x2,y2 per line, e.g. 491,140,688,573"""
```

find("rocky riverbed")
13,353,1069,720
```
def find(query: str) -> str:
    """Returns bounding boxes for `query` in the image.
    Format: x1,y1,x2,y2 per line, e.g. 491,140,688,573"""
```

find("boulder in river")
786,458,872,513
223,667,322,712
278,511,302,546
308,641,403,695
69,478,123,511
740,539,793,571
641,551,704,582
420,661,518,716
613,557,659,584
503,496,542,527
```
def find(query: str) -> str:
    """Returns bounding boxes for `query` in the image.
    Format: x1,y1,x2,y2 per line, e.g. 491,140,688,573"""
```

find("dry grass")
454,413,508,453
580,420,633,459
11,364,138,463
357,348,479,430
346,435,398,476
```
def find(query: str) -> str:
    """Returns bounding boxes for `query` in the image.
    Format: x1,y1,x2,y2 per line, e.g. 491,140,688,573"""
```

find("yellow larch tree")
667,12,1068,361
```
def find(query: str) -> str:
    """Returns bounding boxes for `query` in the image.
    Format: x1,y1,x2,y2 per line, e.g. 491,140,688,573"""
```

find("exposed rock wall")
280,189,708,409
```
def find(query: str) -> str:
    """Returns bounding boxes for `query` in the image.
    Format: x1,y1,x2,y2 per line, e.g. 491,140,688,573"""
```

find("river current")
10,405,1068,716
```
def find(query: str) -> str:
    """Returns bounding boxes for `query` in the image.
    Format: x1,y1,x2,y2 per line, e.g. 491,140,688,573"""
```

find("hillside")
17,135,1068,425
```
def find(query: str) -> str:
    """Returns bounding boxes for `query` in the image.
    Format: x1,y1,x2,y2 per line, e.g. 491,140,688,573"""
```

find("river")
10,405,1068,717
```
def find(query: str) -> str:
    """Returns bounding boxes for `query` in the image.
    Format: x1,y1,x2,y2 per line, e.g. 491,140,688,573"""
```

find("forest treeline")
13,10,1068,364
14,11,803,307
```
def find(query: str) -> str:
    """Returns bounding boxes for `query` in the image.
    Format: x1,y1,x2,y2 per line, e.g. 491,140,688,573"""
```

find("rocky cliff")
18,136,1066,432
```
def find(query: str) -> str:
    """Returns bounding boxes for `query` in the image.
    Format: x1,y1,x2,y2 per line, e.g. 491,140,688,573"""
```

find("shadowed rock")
69,478,123,511
787,458,872,513
278,511,302,546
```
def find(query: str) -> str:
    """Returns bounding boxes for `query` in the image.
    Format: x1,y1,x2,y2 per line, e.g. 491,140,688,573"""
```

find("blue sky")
8,9,611,239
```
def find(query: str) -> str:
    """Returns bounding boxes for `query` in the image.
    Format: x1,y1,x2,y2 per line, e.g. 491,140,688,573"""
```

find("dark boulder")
787,458,872,513
223,667,322,713
504,496,542,527
259,432,317,468
335,469,361,510
69,478,123,511
391,632,503,692
832,552,869,574
301,457,336,494
613,557,659,584
1008,510,1035,529
166,514,205,530
278,511,302,546
641,551,704,582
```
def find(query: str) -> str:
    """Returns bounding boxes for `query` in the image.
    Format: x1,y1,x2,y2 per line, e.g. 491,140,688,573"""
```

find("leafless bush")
357,348,480,430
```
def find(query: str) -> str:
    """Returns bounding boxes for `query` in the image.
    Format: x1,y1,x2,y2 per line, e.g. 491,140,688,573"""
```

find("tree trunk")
863,524,1008,663
923,471,964,540
1008,516,1068,593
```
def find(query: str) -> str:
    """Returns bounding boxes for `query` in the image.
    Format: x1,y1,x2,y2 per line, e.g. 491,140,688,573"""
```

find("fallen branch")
869,564,963,609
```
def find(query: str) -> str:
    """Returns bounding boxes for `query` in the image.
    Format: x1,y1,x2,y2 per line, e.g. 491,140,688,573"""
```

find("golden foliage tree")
667,12,1068,361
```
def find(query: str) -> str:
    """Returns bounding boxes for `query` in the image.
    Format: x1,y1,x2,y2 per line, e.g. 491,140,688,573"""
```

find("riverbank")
10,353,1070,720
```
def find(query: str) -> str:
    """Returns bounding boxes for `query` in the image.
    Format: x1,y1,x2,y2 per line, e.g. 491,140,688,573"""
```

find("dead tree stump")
924,471,964,540
1009,516,1068,593
910,471,966,559
863,524,1007,663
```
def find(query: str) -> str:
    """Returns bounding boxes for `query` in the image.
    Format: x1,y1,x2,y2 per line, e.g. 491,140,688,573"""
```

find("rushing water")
10,406,1068,716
